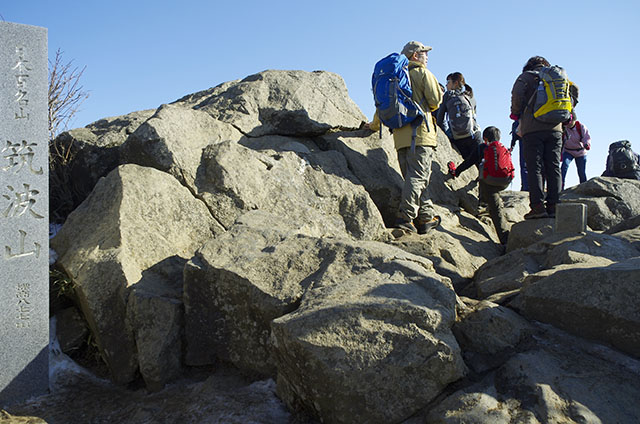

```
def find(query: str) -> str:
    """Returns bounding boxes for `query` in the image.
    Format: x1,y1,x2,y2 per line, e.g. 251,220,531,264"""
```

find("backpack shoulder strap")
575,121,583,143
463,92,474,110
524,70,541,110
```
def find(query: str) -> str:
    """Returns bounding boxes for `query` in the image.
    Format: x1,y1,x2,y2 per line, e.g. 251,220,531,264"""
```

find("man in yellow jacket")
370,41,443,234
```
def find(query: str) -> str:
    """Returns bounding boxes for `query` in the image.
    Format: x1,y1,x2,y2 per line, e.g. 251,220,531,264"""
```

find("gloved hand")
447,161,457,177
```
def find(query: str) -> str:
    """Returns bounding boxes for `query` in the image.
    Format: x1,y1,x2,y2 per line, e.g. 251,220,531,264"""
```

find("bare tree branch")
48,48,89,141
48,49,90,220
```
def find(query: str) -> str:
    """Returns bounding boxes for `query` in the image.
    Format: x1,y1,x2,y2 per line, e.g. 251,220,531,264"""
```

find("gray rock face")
180,70,367,136
505,218,554,252
50,109,155,218
610,227,640,252
604,213,640,234
425,341,640,424
270,241,465,423
126,255,186,392
121,104,243,189
473,232,640,298
183,211,465,423
453,299,534,372
389,205,503,290
500,190,530,223
316,129,405,226
51,164,220,384
561,176,640,231
183,212,323,372
194,140,385,239
514,257,640,357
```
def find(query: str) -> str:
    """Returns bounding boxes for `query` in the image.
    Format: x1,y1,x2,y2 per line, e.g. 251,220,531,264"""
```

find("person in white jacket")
561,113,591,189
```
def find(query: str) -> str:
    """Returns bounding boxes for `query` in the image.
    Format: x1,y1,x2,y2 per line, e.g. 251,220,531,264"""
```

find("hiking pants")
518,139,529,191
561,151,587,189
479,180,509,244
452,133,481,161
522,131,562,207
397,145,436,222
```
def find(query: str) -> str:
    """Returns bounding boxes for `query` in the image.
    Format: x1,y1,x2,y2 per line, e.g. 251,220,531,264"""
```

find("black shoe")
415,215,441,234
524,204,548,220
546,203,556,218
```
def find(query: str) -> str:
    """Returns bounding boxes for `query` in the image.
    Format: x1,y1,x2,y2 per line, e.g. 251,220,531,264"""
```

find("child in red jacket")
448,126,513,244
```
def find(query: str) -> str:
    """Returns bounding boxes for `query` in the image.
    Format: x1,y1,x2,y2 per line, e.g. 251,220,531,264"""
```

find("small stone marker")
0,21,49,406
554,202,587,234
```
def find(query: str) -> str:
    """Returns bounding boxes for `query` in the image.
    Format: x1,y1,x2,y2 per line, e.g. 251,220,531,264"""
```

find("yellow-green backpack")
530,65,573,124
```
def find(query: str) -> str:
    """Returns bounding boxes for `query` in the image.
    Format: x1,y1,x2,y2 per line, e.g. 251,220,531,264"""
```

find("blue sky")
4,0,639,189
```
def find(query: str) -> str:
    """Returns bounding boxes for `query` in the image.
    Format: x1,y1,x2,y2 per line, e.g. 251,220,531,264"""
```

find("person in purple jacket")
561,113,591,189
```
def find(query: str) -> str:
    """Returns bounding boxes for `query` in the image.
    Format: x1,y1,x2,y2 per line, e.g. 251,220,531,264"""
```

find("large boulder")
453,298,534,373
183,211,465,423
270,242,466,423
183,212,324,373
472,232,640,299
121,103,243,189
512,257,640,358
604,213,640,234
505,218,554,252
316,129,404,226
500,190,530,223
179,70,367,136
194,140,385,239
388,205,503,290
51,164,221,384
561,176,640,231
126,255,186,391
50,109,155,219
424,343,640,424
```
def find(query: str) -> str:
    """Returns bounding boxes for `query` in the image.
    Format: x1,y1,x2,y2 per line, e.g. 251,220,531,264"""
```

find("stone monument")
555,202,587,234
0,21,49,407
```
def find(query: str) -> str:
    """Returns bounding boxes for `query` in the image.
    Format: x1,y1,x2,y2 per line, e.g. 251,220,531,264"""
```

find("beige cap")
401,41,433,58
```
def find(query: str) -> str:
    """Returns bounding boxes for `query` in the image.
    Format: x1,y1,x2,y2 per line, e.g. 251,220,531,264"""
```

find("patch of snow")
48,317,110,392
49,223,62,265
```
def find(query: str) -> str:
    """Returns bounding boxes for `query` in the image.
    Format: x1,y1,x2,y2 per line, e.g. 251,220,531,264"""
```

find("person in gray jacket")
437,72,481,160
510,56,563,219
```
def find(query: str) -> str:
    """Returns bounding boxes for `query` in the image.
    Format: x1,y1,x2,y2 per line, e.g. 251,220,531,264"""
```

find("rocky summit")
5,69,640,423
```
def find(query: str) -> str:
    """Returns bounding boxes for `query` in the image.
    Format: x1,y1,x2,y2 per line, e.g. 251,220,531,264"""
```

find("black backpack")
608,140,639,177
446,92,475,140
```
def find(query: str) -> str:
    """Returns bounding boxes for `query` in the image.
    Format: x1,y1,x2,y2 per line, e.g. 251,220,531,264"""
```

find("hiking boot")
447,161,457,177
524,203,549,220
415,215,441,235
546,203,556,218
395,218,417,233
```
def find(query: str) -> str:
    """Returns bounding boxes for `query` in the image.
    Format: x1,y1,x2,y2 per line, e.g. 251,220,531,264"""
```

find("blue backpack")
372,53,424,146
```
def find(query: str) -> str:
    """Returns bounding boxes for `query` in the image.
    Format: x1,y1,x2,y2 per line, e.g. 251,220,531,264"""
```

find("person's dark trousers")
522,130,563,207
479,180,510,244
452,134,481,161
518,139,529,191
